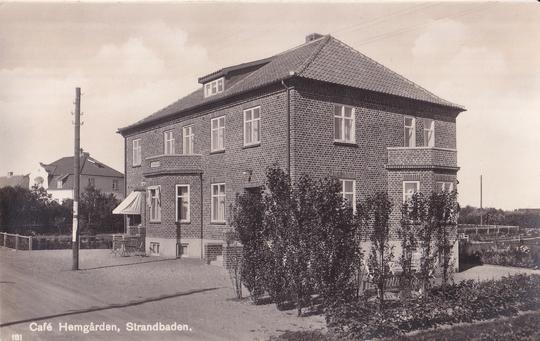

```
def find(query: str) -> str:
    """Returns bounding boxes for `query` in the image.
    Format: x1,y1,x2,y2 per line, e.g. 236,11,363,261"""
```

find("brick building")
117,33,465,260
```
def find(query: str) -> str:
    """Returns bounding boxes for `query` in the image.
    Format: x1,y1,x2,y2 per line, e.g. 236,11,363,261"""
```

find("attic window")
204,77,224,98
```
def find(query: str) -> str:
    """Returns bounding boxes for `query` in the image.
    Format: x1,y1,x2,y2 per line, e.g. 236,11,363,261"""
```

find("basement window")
204,77,224,98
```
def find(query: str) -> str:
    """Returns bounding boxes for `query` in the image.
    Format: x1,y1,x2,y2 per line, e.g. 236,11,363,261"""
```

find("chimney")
305,33,324,43
7,172,13,177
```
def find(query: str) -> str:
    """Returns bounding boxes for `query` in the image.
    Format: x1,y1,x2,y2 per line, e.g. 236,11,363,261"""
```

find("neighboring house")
30,152,125,202
117,33,465,260
0,172,29,188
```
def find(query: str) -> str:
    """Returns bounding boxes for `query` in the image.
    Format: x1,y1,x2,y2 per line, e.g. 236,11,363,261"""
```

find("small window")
204,77,224,98
149,242,160,256
211,116,225,152
334,105,356,143
340,179,356,212
57,180,64,189
436,181,454,192
244,107,261,146
404,116,416,147
164,130,175,155
183,126,194,155
148,186,161,222
112,179,119,191
423,119,435,147
88,178,95,187
403,181,420,203
132,139,142,166
211,183,226,223
176,185,190,223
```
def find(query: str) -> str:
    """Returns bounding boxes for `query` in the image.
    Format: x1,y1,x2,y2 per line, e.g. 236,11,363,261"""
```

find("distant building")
515,208,540,215
0,172,29,188
29,152,125,202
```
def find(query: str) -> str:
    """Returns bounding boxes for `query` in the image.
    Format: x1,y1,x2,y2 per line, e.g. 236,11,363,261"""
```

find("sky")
0,2,539,210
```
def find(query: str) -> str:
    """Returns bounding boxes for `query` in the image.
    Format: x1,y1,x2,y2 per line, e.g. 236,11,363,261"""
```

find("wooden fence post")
15,234,19,250
3,233,6,247
29,236,33,251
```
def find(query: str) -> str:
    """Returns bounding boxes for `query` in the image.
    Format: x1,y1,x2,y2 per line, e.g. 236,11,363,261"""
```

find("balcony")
386,147,458,171
142,154,203,177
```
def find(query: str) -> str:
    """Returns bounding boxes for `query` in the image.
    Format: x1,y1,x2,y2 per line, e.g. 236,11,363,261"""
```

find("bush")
325,274,540,339
481,245,540,269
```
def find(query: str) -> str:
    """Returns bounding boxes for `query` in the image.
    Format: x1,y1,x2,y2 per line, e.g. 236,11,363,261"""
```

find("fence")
1,232,33,250
1,233,114,251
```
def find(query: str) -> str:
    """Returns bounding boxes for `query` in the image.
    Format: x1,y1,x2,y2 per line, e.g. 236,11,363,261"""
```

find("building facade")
118,34,464,260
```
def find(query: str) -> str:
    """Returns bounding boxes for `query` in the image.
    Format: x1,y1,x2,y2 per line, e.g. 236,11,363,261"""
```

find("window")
211,183,226,223
204,77,224,98
334,105,355,143
57,180,63,189
340,179,356,212
423,118,435,147
164,130,175,155
183,126,194,155
148,186,161,222
244,106,261,146
112,179,119,191
403,181,420,203
132,139,142,166
88,178,95,187
404,116,416,147
211,116,225,152
436,181,454,192
176,185,190,223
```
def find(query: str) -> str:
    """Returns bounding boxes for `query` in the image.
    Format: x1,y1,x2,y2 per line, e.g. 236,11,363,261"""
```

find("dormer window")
204,77,224,98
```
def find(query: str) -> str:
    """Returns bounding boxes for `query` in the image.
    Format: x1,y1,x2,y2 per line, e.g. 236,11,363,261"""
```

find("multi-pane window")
211,116,225,152
164,130,175,155
244,106,261,146
148,186,161,222
404,116,416,147
334,105,355,143
423,118,435,147
436,181,454,192
57,180,63,189
132,139,142,166
112,179,119,191
183,126,194,155
211,183,226,223
176,185,190,222
403,181,420,203
88,178,95,187
204,77,224,98
340,179,356,212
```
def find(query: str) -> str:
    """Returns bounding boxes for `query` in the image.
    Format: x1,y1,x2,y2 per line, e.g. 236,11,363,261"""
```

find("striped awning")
112,191,143,215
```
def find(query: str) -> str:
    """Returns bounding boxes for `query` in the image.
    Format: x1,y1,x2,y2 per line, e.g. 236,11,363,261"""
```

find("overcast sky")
0,2,538,210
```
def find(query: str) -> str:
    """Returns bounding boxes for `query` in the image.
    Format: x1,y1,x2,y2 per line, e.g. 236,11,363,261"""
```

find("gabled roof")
119,35,464,134
41,153,123,178
0,174,29,188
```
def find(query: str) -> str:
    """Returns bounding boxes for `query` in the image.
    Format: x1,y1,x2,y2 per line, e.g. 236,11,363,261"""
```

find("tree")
432,190,459,289
398,199,419,297
79,185,123,234
411,192,437,295
360,192,394,311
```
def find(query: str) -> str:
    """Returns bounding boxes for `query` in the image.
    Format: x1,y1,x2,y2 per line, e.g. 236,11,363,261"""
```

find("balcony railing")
386,147,458,170
143,154,203,176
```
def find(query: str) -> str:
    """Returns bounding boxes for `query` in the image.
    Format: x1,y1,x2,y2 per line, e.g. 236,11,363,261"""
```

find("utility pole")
72,87,81,270
480,174,483,226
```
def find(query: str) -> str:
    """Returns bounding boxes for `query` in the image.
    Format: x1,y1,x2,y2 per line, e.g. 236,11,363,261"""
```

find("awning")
113,191,143,215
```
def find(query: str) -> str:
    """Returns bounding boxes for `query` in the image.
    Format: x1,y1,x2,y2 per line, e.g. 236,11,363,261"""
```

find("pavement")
0,248,324,341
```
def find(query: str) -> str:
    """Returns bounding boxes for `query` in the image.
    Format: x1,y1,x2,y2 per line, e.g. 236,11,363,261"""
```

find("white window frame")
175,185,190,223
204,77,224,98
404,116,416,148
148,186,161,222
243,106,261,146
403,181,420,203
339,179,356,213
334,105,356,143
164,130,175,155
57,180,63,189
88,178,95,187
423,118,435,147
132,139,142,166
436,181,454,192
211,183,226,223
112,179,119,191
183,125,194,155
211,116,226,152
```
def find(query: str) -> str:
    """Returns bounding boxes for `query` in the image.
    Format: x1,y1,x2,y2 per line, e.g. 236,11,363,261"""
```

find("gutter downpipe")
280,79,291,174
200,172,204,260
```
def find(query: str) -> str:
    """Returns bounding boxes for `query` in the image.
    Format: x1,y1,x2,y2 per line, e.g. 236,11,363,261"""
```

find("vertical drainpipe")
200,172,204,260
281,80,291,174
123,135,128,234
